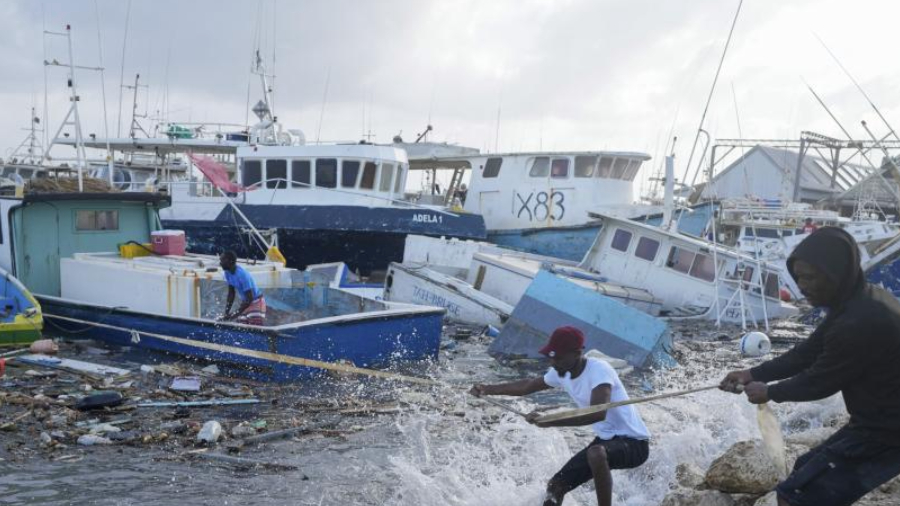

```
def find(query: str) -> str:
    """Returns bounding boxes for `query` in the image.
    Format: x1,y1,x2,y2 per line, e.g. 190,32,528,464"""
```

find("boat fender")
739,332,771,358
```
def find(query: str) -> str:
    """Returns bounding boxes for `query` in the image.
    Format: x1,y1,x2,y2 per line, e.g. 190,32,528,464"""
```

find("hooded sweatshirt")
750,227,900,445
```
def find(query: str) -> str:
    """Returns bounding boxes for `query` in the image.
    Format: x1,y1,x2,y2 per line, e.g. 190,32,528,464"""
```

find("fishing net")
757,404,787,478
26,177,118,194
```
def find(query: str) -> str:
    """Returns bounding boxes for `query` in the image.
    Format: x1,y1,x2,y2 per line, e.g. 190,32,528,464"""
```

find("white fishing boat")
383,235,661,327
578,211,797,324
408,149,653,260
707,199,900,298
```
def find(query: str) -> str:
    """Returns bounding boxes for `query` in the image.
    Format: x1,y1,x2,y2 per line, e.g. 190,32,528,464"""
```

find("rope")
534,385,721,424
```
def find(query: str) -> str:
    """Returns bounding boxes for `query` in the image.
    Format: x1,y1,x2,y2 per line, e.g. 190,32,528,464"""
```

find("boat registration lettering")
412,285,460,317
412,213,443,224
514,190,565,221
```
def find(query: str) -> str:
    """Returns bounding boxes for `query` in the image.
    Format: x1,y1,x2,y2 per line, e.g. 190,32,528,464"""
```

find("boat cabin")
169,144,410,208
580,213,795,323
409,151,650,232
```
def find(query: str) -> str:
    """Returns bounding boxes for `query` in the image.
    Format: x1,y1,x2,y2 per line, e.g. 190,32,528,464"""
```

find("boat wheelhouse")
160,143,487,275
579,212,797,324
408,150,651,260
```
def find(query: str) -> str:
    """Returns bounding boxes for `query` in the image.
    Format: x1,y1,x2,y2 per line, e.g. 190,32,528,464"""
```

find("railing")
163,178,462,216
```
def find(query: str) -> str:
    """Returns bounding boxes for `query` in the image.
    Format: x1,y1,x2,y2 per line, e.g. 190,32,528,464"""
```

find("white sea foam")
383,342,845,506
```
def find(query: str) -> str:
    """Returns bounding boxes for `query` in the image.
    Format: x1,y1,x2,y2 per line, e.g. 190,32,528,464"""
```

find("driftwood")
190,451,301,472
234,418,339,448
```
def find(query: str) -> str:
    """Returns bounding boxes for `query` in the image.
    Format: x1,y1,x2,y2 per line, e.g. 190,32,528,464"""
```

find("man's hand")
469,384,487,397
744,382,769,404
720,369,753,393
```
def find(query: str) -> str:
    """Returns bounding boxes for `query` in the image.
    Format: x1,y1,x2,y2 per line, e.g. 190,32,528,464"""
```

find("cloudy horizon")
2,0,899,196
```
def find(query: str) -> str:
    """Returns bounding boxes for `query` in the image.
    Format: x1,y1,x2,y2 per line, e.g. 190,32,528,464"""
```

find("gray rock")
705,440,781,494
659,489,736,506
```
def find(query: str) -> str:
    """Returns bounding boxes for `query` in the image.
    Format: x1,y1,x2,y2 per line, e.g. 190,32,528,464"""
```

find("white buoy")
739,331,772,357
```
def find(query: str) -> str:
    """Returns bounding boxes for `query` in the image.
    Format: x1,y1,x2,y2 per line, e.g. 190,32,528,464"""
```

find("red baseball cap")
539,326,585,357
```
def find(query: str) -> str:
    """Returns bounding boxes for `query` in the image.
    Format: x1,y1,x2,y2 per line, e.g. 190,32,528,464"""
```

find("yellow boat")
0,267,42,346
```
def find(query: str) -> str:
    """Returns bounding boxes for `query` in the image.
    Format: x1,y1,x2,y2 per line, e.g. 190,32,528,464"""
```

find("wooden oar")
535,384,721,424
474,395,528,417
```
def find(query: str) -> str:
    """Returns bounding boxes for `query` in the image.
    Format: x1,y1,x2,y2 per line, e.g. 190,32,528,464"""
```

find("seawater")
0,333,845,506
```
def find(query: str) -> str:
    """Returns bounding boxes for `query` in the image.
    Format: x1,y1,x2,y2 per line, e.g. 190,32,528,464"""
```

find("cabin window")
756,228,779,239
342,161,360,188
18,169,34,179
596,157,613,178
623,160,642,181
394,165,405,193
266,159,287,189
529,157,550,177
316,159,337,188
634,237,660,261
241,159,262,187
291,160,311,188
360,162,377,189
551,158,569,179
782,230,793,236
611,229,633,252
611,158,630,179
75,210,119,231
666,246,695,274
574,156,597,178
380,163,395,192
483,157,502,178
762,272,780,298
689,252,716,282
736,265,755,288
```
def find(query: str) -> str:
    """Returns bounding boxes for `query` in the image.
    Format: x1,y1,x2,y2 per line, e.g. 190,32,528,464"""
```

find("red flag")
187,153,249,193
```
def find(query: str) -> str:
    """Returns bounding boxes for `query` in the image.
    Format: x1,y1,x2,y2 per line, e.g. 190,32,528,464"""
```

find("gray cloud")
2,0,899,194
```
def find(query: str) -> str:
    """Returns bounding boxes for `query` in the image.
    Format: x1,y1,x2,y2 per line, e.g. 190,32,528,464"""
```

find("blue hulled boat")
0,191,444,381
159,145,487,275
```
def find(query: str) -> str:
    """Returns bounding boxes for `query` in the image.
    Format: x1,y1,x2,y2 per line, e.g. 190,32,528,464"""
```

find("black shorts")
777,426,900,506
550,436,649,494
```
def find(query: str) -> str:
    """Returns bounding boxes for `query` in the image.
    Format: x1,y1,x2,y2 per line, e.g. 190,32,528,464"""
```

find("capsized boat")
0,267,43,346
383,235,661,328
0,192,443,381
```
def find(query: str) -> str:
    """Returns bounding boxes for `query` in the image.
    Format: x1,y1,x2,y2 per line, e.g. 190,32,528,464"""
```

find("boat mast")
43,25,99,192
10,107,43,166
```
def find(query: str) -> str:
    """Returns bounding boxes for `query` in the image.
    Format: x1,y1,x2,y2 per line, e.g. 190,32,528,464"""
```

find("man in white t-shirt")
470,326,650,506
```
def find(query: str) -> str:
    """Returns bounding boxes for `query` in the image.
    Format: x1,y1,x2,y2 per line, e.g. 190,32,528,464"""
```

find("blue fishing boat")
0,192,443,381
158,146,487,275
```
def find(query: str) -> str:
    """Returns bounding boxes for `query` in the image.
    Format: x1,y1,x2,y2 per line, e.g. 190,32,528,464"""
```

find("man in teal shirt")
219,251,266,325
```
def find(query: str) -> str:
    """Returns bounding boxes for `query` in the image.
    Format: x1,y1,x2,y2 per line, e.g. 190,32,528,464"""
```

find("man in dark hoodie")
720,227,900,506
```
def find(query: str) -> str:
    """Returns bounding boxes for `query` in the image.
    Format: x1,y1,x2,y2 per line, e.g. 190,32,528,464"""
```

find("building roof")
713,145,871,195
830,162,900,207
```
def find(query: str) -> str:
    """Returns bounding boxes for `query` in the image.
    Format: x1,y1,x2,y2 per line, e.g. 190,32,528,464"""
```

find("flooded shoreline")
0,320,865,505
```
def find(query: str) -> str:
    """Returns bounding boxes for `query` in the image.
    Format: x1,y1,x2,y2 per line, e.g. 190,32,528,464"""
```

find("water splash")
382,339,846,506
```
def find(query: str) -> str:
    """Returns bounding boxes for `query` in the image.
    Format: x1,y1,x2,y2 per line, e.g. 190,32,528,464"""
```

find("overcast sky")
2,0,899,195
